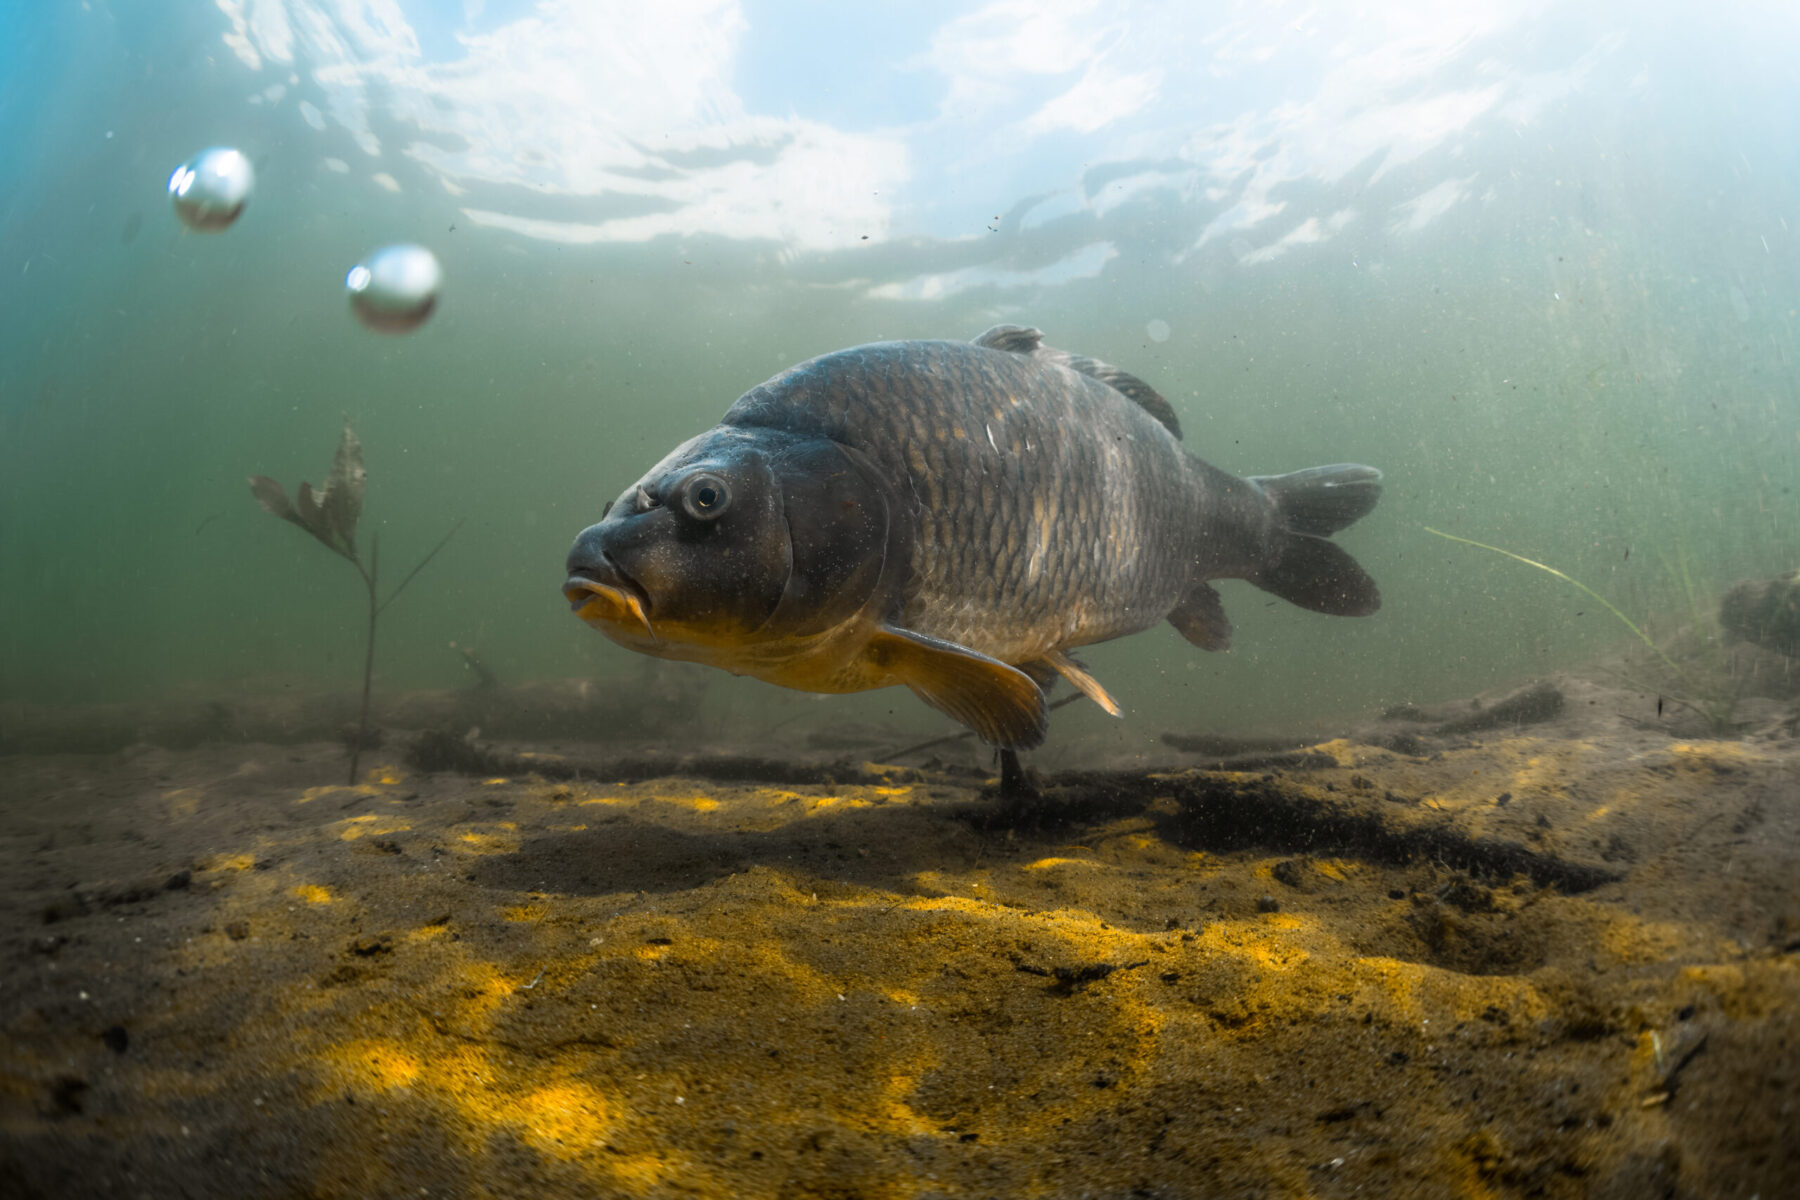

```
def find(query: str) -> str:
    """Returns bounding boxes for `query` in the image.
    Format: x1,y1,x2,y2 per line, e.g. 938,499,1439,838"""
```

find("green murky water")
2,1,1794,742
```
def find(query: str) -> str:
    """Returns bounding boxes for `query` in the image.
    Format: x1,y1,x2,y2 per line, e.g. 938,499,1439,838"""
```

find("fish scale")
790,346,1159,654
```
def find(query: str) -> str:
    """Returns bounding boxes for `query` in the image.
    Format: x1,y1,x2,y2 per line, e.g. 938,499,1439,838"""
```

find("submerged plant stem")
379,519,465,616
346,525,463,786
349,534,381,787
1423,526,1682,676
252,424,460,786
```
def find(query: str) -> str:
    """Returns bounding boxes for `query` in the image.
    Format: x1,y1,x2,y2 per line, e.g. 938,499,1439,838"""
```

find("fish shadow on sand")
462,767,1617,903
464,799,987,900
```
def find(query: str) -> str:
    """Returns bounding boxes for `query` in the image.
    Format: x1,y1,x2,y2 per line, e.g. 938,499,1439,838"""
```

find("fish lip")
563,554,651,615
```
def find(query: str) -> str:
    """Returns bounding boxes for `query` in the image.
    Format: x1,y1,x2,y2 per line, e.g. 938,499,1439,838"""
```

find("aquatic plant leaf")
319,421,366,553
248,475,302,527
249,424,366,563
271,480,351,560
294,480,335,549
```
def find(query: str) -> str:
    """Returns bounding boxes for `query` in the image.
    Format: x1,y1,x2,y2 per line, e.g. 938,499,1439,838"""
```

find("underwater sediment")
2,667,1797,1198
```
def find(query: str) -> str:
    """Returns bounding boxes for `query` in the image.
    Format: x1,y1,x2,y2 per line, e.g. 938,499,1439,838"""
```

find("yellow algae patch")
438,960,526,1026
867,1061,940,1137
1496,739,1595,796
482,777,510,785
333,814,412,841
162,787,202,817
292,884,335,905
1352,956,1434,1023
1311,737,1359,765
457,827,521,854
297,783,379,804
1598,917,1685,966
872,785,913,796
365,765,404,785
1216,922,1317,972
205,852,256,873
897,895,994,920
578,793,629,807
503,903,550,923
1021,856,1103,871
1313,858,1358,882
514,1082,616,1159
327,1038,422,1092
1669,740,1762,763
653,793,721,812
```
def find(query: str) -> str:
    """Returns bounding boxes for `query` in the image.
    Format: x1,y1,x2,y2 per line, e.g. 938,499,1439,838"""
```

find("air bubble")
346,243,443,334
168,147,254,232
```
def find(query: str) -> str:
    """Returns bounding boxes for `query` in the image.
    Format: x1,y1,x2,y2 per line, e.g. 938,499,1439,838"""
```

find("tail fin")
1251,464,1383,617
1250,464,1382,536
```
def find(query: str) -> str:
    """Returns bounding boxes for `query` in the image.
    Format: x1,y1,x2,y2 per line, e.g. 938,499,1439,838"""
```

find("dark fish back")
725,340,1216,659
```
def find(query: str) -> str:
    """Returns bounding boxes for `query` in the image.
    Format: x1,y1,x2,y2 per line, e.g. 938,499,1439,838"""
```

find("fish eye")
679,473,730,521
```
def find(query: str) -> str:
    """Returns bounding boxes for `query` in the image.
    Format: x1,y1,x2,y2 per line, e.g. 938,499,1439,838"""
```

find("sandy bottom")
2,672,1796,1199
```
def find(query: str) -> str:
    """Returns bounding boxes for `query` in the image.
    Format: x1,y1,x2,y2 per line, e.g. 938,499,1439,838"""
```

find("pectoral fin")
867,627,1047,749
1035,650,1122,717
1169,582,1232,651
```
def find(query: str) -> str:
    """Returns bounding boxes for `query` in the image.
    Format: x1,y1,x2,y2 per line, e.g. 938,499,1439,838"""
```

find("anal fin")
1037,650,1122,717
867,626,1047,749
1169,582,1232,651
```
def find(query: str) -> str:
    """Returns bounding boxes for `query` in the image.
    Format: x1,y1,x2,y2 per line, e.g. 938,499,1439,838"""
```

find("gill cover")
756,436,901,639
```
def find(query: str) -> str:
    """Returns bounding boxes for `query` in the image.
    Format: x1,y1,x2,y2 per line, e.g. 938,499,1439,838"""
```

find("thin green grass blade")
1424,526,1682,676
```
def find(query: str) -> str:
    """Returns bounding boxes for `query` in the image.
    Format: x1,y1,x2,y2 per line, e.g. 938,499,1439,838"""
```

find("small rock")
1257,895,1281,914
348,934,393,957
1272,859,1307,889
1440,878,1495,913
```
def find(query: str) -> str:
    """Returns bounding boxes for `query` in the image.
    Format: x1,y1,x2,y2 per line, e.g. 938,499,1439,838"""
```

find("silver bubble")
345,243,443,334
168,147,254,232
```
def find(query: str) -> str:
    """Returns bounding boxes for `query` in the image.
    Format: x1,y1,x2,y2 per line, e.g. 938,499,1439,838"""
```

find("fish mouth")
563,558,657,641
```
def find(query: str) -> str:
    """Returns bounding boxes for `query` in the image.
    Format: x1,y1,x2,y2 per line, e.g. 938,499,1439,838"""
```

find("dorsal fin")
973,324,1045,354
972,324,1183,439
